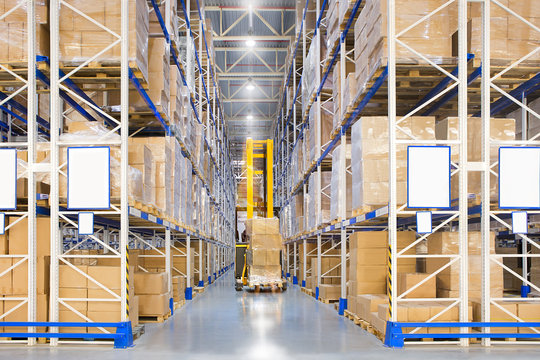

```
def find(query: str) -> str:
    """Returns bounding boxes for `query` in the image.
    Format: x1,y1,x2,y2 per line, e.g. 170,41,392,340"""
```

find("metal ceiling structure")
205,0,295,167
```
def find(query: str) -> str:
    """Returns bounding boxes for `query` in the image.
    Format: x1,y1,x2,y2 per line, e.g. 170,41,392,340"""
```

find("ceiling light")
246,38,256,47
247,115,253,120
246,77,255,90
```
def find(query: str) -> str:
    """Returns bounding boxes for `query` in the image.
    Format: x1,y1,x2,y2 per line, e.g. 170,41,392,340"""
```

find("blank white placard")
78,212,94,235
499,147,540,209
0,149,17,210
416,211,432,234
407,146,450,208
67,147,110,209
512,211,528,234
0,213,5,235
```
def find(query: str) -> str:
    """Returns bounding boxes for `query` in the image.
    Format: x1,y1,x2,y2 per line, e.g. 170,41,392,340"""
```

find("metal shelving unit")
276,0,540,347
0,0,236,347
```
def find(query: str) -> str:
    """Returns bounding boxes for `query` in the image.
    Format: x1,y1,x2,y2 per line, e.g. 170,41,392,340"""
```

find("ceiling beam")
213,36,292,41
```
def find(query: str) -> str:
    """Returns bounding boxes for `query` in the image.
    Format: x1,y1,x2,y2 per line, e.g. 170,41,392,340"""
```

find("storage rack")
0,0,235,347
275,0,540,347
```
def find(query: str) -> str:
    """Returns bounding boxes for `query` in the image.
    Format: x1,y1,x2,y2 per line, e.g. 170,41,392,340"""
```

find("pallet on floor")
319,297,339,304
174,299,186,310
139,312,171,323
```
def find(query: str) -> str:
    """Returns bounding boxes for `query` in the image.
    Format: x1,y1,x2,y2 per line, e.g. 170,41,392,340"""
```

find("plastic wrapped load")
351,116,435,209
245,217,282,285
59,121,143,203
332,60,356,129
435,117,515,202
330,144,352,221
59,0,149,83
307,170,332,230
308,102,333,164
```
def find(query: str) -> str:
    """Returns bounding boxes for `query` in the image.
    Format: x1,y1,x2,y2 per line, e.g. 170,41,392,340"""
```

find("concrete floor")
3,271,540,359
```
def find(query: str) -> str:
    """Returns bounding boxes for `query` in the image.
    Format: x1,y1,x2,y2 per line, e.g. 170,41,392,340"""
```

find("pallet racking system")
275,0,540,347
0,0,235,347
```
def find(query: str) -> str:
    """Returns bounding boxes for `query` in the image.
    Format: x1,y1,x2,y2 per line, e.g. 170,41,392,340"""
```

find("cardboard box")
134,272,168,295
0,258,13,295
4,294,48,332
59,310,87,333
138,293,169,316
8,217,50,256
12,256,50,295
59,264,88,288
87,311,121,334
318,284,341,301
59,287,88,312
397,273,436,299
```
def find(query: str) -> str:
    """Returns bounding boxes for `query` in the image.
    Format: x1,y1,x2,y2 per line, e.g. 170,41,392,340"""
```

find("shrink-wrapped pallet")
59,0,149,83
245,218,282,285
329,144,352,221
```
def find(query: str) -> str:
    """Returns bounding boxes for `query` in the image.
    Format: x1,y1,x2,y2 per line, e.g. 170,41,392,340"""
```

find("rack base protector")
1,321,133,349
384,321,540,348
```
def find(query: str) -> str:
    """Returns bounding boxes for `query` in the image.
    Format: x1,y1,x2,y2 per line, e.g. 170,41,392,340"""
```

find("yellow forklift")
235,139,286,291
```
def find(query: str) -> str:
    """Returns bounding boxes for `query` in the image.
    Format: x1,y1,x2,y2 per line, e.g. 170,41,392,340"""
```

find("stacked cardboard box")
351,116,435,209
468,1,540,60
130,38,170,118
435,117,515,202
326,0,340,59
307,96,333,164
171,246,195,288
307,171,332,229
426,232,503,299
172,276,186,303
59,0,149,83
330,144,352,221
348,231,416,297
0,0,49,62
298,242,317,285
245,218,282,284
134,271,170,317
332,60,356,130
354,0,454,96
128,138,155,207
309,252,342,298
295,0,317,36
0,216,50,332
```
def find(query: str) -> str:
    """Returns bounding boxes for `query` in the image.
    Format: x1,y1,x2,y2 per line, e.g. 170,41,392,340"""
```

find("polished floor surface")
3,271,540,359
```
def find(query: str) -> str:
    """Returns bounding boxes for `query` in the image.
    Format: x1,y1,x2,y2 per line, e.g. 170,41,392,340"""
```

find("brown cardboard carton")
518,303,540,334
87,311,121,334
357,294,388,320
318,284,341,300
473,301,517,334
0,258,13,295
59,310,87,333
138,293,169,316
397,273,436,299
378,303,407,321
134,272,168,295
87,288,121,312
8,217,50,256
87,265,122,290
131,295,139,328
13,256,50,295
59,264,88,288
4,294,48,332
59,287,88,312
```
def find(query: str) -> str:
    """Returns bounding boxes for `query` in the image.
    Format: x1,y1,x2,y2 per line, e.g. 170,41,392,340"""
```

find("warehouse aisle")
4,272,540,359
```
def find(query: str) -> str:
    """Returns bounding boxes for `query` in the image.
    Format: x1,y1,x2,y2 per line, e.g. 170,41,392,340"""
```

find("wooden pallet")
174,299,186,310
319,297,340,304
132,324,145,340
139,312,171,324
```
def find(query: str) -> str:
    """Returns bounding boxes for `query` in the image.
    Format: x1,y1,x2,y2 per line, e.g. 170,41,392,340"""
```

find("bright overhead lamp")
247,114,254,120
246,38,256,47
246,77,255,91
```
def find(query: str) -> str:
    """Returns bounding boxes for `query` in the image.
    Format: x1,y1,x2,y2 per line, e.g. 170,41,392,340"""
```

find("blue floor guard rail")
0,321,133,349
385,321,540,348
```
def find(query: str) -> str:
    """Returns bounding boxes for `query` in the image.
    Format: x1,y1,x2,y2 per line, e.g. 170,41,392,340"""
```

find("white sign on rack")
67,147,110,209
78,212,94,235
407,146,451,208
511,211,528,234
499,147,540,209
0,149,17,210
0,213,5,235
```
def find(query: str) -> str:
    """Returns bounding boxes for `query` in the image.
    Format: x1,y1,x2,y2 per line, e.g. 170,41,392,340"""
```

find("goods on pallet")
426,232,503,299
302,33,328,115
472,301,519,334
58,263,138,332
245,218,282,285
350,116,435,210
307,101,333,164
348,231,416,297
134,271,170,317
290,194,304,236
170,246,195,288
309,252,343,299
172,276,186,303
59,0,149,82
307,171,331,229
0,0,49,62
129,38,170,117
332,60,356,130
298,242,316,284
436,117,515,202
330,144,352,221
